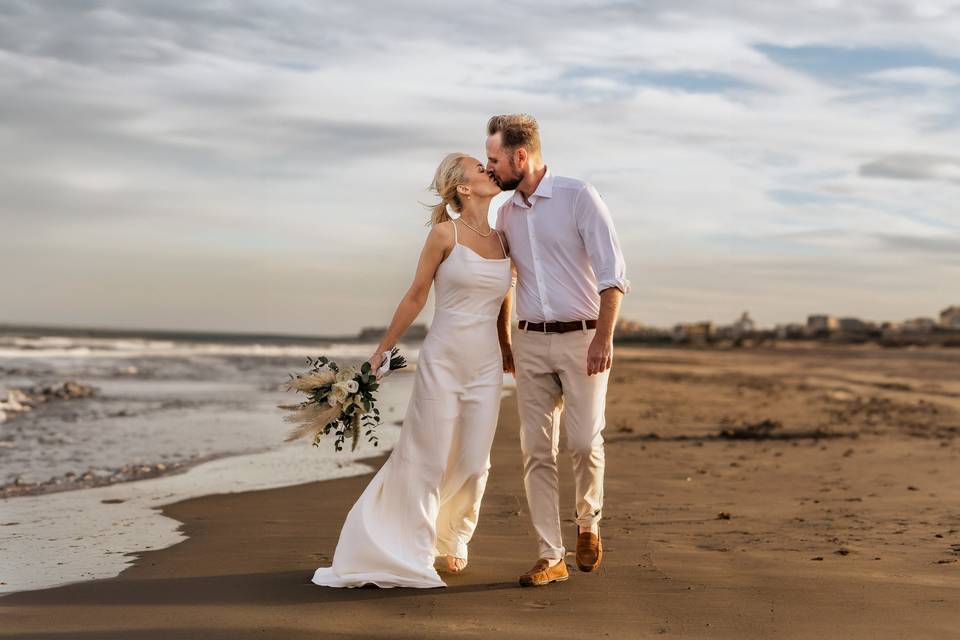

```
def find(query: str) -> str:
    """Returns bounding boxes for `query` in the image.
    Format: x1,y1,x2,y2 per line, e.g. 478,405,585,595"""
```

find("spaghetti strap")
450,219,459,244
494,230,507,259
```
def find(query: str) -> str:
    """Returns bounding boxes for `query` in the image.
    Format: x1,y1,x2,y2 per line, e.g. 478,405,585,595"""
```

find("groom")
486,113,630,587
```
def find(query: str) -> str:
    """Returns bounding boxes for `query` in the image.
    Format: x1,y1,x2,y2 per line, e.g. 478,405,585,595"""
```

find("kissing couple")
312,113,630,588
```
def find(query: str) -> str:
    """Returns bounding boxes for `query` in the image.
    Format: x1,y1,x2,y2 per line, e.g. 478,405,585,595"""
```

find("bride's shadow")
1,570,520,608
322,576,520,602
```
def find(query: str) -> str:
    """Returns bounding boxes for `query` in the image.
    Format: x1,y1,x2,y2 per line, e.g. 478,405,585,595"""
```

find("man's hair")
486,113,541,157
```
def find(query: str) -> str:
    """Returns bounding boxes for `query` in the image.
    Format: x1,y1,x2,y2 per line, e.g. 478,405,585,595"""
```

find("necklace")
458,217,492,237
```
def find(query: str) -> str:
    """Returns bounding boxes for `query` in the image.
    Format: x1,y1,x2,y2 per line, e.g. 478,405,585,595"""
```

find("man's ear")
516,147,527,168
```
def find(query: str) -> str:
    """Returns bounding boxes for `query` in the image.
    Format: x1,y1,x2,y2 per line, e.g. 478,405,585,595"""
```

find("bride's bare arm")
497,262,517,373
368,223,453,369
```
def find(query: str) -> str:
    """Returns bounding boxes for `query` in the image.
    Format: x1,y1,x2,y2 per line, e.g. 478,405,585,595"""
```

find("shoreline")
2,347,959,638
1,448,264,499
0,427,403,596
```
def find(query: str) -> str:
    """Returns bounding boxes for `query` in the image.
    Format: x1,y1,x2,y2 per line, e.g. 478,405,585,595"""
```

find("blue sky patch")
756,44,960,79
561,66,759,94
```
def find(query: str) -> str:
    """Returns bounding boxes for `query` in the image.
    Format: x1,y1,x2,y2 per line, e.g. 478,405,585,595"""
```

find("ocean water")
0,332,420,491
0,329,421,594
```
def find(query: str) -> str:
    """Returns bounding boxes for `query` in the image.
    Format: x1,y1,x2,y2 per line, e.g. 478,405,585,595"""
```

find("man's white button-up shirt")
495,167,630,323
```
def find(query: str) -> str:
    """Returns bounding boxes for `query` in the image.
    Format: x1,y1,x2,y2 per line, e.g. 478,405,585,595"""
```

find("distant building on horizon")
613,318,672,343
839,317,869,333
899,317,937,334
614,318,645,336
715,311,756,341
807,314,839,336
776,323,806,340
673,321,715,344
941,306,960,330
734,311,755,335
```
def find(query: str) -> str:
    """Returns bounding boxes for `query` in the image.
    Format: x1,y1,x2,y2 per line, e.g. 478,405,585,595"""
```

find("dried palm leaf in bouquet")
280,347,407,451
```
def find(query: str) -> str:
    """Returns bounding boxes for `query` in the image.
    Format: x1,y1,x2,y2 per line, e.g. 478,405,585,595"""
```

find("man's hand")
501,343,515,374
587,333,613,376
588,287,623,376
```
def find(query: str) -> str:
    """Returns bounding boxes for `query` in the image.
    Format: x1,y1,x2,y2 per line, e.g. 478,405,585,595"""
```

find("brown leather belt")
518,319,597,334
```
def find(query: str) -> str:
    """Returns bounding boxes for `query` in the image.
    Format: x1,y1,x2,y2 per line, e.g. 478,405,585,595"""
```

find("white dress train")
312,221,512,588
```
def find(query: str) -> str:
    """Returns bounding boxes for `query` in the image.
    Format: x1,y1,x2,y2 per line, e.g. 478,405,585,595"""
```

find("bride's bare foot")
443,555,467,573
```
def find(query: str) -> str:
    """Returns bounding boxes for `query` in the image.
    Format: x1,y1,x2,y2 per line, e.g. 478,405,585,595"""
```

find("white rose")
326,393,338,407
345,379,359,394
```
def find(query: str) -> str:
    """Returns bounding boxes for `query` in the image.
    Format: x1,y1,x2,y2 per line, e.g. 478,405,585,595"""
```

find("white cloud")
0,0,958,333
866,66,960,86
859,153,960,183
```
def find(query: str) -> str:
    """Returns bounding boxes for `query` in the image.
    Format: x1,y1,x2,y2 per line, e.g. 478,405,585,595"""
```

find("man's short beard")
497,157,524,191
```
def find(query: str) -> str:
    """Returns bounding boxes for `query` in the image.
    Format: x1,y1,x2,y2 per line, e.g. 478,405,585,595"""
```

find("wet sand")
2,345,959,639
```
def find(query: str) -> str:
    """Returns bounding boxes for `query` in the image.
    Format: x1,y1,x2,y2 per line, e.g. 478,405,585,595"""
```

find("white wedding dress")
312,221,512,588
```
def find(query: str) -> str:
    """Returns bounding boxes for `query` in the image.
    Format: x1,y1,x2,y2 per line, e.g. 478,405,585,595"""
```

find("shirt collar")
510,166,553,209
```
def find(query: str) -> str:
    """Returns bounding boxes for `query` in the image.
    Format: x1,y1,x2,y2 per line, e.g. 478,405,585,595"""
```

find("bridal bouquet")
280,348,407,451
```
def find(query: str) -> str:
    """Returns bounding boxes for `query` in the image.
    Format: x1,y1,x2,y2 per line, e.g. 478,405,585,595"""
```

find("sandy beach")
2,344,959,639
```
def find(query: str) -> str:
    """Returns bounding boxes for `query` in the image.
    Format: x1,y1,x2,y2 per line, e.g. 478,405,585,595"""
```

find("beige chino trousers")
512,325,609,562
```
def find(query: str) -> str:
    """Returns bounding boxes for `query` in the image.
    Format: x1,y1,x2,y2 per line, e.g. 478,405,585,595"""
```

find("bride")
311,152,514,588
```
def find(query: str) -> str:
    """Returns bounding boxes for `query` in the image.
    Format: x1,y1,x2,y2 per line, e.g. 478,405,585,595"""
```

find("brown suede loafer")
576,530,603,572
518,558,569,587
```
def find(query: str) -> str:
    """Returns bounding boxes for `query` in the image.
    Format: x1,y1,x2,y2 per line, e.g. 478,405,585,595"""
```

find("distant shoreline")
0,323,365,346
4,322,956,350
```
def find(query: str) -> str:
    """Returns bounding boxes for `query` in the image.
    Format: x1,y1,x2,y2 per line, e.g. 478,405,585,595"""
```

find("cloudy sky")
1,1,958,335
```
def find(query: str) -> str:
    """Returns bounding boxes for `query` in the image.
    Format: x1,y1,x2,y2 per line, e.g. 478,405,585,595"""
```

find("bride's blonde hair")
426,152,469,226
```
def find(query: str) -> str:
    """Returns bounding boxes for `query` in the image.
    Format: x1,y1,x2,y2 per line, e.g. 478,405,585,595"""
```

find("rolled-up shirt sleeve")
575,183,631,295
